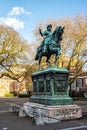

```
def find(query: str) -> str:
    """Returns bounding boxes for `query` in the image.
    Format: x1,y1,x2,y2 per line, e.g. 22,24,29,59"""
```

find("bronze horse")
35,26,65,69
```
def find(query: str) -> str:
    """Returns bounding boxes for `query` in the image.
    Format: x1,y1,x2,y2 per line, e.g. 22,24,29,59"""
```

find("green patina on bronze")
33,67,69,76
30,67,73,105
30,24,73,106
35,25,65,69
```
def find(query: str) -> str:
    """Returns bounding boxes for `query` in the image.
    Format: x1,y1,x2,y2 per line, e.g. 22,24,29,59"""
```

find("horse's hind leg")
38,56,42,70
55,55,59,65
54,49,61,65
46,55,51,67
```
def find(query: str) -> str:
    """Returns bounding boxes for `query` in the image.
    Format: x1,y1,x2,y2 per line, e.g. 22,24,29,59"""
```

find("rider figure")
39,24,53,53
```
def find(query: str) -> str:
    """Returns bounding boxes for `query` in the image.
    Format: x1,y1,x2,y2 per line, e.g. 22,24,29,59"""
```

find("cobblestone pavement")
0,97,87,130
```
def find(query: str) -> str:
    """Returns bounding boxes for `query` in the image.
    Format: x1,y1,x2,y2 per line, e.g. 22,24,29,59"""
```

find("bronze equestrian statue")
35,24,65,69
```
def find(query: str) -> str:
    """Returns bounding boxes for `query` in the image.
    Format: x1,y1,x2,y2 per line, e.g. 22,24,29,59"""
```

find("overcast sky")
0,0,87,42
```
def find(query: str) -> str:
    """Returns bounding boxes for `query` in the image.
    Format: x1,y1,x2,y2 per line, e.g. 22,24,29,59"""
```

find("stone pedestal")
23,102,82,124
30,67,72,105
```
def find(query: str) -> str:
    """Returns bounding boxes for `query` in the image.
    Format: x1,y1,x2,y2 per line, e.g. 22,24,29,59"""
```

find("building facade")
0,76,27,96
70,76,87,91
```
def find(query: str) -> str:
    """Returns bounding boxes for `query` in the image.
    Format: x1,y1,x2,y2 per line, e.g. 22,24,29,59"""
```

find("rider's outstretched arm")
39,28,43,36
39,28,46,37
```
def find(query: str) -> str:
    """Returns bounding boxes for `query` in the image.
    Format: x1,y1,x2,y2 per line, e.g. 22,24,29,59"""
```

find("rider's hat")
47,24,52,29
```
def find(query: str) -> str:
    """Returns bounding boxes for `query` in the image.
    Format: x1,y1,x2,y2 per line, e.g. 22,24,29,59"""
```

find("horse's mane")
52,26,65,42
52,26,59,41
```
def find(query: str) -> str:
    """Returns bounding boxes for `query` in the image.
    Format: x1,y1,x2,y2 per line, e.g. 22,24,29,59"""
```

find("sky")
0,0,87,43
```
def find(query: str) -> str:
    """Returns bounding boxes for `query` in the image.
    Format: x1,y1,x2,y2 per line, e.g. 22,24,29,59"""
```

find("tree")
0,24,32,82
33,14,87,85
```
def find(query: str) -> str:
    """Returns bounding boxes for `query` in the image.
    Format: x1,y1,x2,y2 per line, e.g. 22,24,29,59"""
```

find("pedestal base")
30,95,73,105
23,102,82,124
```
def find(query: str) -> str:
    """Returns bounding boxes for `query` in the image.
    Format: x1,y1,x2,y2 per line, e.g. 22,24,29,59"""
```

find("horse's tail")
35,45,42,60
35,53,39,60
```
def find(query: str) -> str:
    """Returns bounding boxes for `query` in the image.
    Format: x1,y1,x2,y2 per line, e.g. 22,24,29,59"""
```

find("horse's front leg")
38,56,42,70
54,49,61,66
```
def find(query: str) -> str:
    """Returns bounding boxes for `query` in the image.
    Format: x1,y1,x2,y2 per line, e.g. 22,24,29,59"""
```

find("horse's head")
55,26,65,35
52,26,65,42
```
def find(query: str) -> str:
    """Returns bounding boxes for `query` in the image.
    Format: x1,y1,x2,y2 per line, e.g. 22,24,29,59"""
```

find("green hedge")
18,93,31,98
70,89,87,97
5,93,14,97
73,97,87,101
